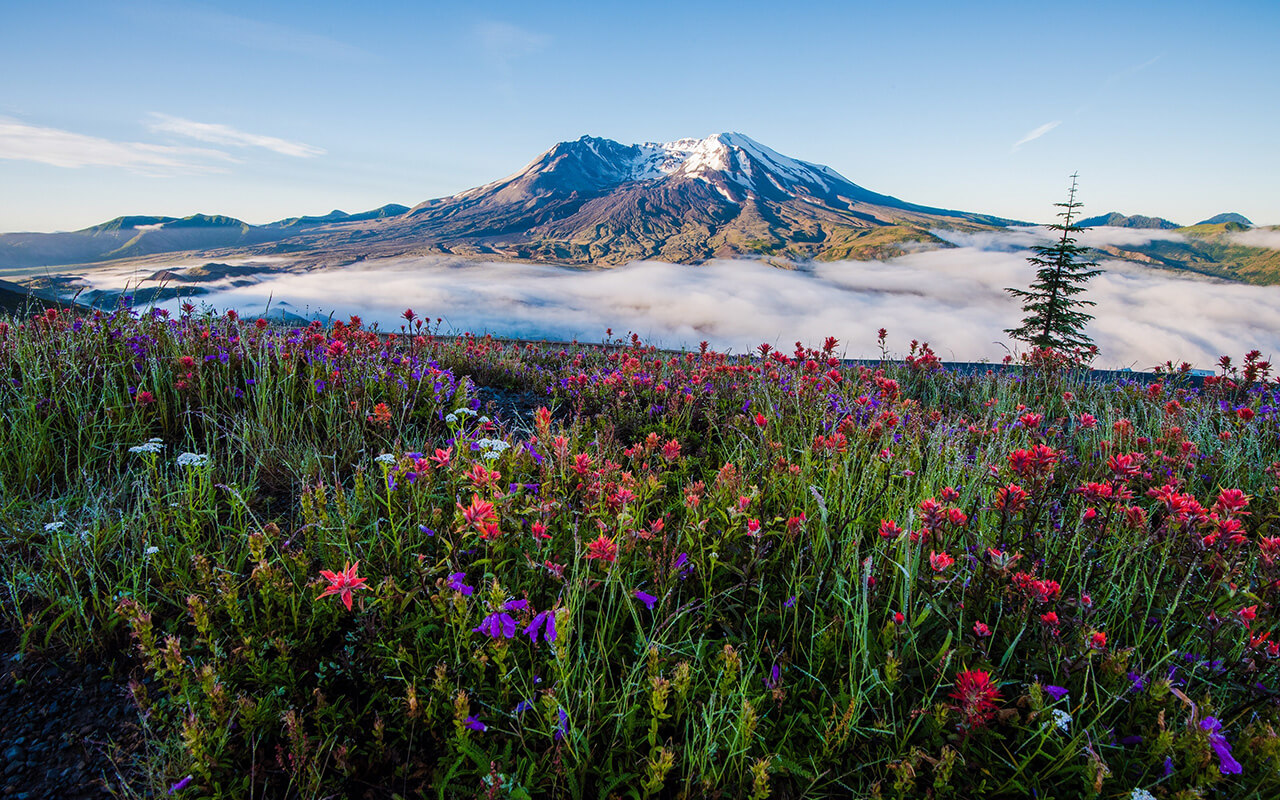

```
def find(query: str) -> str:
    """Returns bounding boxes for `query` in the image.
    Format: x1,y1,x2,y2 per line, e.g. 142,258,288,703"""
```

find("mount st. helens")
1,134,1014,270
2,133,1277,282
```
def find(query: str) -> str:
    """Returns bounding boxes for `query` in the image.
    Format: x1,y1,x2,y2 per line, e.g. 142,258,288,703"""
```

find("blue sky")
2,0,1277,232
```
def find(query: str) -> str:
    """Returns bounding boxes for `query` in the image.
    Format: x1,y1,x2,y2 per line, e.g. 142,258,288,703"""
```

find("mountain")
1197,212,1253,226
0,134,1015,270
379,133,1014,264
1077,211,1180,229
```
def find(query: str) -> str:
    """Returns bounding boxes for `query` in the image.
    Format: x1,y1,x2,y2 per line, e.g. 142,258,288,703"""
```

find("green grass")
2,306,1280,798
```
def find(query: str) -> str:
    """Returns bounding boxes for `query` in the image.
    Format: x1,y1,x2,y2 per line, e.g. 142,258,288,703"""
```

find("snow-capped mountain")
389,132,1012,264
0,133,1016,269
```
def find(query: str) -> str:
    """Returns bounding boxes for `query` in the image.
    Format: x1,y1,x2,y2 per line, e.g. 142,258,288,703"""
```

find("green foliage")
1005,174,1103,357
2,308,1280,798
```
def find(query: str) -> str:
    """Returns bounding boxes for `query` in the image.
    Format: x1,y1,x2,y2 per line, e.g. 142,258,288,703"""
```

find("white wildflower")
128,441,164,454
1128,789,1157,800
445,413,458,425
175,452,209,468
478,415,490,424
44,521,65,532
144,545,160,556
1051,708,1071,732
374,453,397,465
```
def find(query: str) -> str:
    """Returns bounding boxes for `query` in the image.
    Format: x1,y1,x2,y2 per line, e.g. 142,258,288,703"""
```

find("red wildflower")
136,390,155,405
1214,489,1251,518
753,412,768,428
458,494,498,533
1040,611,1059,627
973,621,991,637
585,533,618,563
369,402,392,426
878,519,903,539
1089,631,1107,649
949,669,1002,730
929,551,955,572
318,561,370,611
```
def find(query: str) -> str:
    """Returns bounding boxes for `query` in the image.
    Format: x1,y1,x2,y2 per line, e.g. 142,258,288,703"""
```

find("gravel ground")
0,631,143,799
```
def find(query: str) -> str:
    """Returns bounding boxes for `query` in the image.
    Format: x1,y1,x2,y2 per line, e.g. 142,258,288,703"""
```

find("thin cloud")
1013,120,1061,150
0,117,233,174
475,21,549,66
130,226,1280,370
148,114,324,158
124,3,368,62
1227,228,1280,249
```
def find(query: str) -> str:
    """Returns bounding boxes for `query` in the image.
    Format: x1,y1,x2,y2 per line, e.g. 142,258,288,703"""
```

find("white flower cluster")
44,521,65,532
445,407,478,426
144,545,160,556
128,438,165,454
476,438,511,461
1128,789,1158,800
374,453,398,465
1050,708,1071,732
176,452,209,468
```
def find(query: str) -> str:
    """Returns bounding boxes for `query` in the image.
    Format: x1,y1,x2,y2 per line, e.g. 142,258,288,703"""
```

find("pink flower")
929,552,955,572
318,561,370,611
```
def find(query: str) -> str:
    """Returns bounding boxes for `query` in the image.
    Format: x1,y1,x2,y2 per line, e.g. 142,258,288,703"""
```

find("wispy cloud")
1228,228,1280,249
0,117,233,174
124,3,368,61
133,226,1280,370
1013,120,1061,150
475,20,549,70
147,114,324,158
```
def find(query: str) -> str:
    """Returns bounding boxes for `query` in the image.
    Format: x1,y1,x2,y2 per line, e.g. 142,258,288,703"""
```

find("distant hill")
1097,222,1280,284
1197,213,1253,226
1076,211,1180,229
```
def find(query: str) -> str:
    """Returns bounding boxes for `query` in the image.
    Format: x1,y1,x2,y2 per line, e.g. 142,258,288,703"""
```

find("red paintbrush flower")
318,561,369,611
585,534,618,563
950,669,1002,730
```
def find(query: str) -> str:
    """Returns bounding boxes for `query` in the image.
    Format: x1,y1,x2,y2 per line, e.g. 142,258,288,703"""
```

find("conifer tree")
1005,174,1102,355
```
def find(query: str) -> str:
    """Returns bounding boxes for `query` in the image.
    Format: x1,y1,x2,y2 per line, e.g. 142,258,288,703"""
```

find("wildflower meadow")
4,304,1280,799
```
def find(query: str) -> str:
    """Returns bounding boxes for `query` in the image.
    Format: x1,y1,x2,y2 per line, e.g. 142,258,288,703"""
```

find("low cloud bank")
151,229,1280,370
1228,228,1280,250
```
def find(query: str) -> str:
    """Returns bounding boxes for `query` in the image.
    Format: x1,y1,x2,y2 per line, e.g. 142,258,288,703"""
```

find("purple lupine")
524,610,556,643
1201,717,1243,774
634,590,657,610
473,612,517,639
448,572,474,596
764,663,782,690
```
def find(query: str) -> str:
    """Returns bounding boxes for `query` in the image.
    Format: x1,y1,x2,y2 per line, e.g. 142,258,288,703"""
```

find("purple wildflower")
419,525,435,536
764,663,782,690
447,572,474,596
1043,685,1069,702
634,590,657,610
1164,756,1174,776
1127,670,1148,692
514,699,533,714
524,610,556,643
672,552,690,573
169,775,194,795
504,598,529,611
473,612,517,639
554,707,569,741
465,715,486,732
1201,717,1243,774
784,595,796,608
